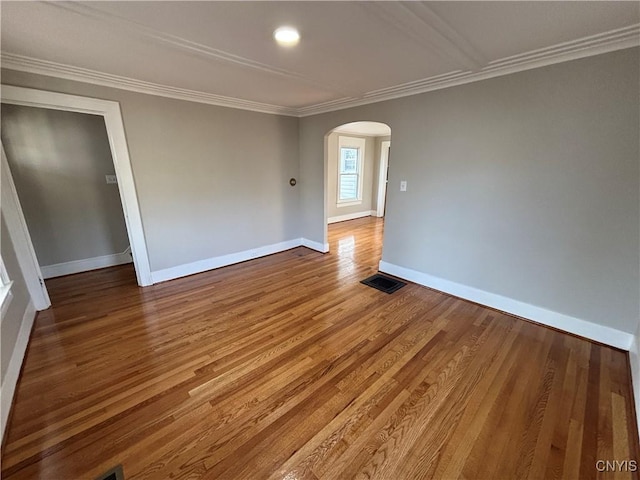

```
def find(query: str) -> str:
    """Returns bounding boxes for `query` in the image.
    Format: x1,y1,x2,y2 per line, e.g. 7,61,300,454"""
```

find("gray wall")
1,105,130,266
370,135,391,212
0,215,31,383
1,49,638,337
1,69,301,272
326,132,376,219
300,48,639,334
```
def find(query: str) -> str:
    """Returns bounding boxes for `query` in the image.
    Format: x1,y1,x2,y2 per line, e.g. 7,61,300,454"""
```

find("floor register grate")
95,464,125,480
360,273,407,294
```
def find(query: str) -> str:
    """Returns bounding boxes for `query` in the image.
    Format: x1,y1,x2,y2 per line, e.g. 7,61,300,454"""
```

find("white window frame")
337,135,365,207
0,258,14,319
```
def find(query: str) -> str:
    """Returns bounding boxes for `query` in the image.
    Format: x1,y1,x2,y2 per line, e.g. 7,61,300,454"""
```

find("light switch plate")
400,180,407,191
105,175,118,184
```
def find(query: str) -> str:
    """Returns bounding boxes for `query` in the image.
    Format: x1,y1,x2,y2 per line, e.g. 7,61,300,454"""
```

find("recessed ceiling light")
274,26,300,47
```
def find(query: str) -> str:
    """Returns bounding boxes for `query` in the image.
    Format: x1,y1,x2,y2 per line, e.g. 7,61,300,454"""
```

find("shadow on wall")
1,104,130,270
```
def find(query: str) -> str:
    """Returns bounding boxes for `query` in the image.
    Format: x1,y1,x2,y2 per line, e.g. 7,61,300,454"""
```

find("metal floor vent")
361,273,407,294
96,464,124,480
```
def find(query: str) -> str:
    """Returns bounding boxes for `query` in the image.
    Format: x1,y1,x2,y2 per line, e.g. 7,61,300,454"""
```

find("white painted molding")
376,141,390,217
361,2,487,71
0,54,299,117
379,261,634,351
151,239,302,284
151,237,332,283
1,299,36,442
301,238,329,254
331,129,391,138
48,2,356,102
336,201,364,209
0,283,14,320
2,23,637,118
41,249,133,279
328,211,376,224
1,145,51,310
297,24,640,117
1,85,153,287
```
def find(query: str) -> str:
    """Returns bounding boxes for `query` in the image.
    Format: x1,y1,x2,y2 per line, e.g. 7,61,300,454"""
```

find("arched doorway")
324,121,391,267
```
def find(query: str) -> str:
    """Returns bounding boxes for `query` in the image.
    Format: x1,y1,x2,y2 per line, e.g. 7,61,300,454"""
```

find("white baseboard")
379,261,634,351
1,299,36,441
301,238,329,253
328,210,376,224
41,247,133,279
151,237,332,284
151,239,303,284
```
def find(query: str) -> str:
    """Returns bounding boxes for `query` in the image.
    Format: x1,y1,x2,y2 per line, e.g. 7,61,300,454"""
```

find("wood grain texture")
2,216,638,479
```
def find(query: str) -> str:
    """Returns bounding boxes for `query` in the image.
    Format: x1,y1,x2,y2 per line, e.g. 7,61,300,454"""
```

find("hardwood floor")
2,216,638,479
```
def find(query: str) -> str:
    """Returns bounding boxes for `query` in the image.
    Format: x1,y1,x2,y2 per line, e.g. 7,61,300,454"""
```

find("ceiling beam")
47,1,360,99
360,2,487,71
0,53,300,116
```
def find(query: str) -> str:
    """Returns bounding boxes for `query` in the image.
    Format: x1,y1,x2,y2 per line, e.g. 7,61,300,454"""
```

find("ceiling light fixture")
274,26,300,47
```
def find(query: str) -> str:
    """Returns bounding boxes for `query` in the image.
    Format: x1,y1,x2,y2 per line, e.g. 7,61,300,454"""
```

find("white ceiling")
1,1,638,117
333,122,392,137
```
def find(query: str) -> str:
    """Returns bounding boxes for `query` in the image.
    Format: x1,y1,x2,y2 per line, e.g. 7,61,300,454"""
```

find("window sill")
337,200,363,208
0,281,14,320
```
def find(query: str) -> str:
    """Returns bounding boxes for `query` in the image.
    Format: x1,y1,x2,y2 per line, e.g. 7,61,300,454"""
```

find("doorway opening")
1,86,151,311
324,121,391,266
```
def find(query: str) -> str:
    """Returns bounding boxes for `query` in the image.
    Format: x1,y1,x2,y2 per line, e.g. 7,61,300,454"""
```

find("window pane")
340,148,359,174
339,174,358,200
0,259,9,286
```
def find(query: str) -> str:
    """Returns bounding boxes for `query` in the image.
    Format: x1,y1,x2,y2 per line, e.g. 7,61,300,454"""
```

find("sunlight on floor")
337,235,355,257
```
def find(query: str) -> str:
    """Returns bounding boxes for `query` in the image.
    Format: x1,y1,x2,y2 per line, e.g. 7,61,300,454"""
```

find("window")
0,259,13,317
337,136,365,206
339,147,359,201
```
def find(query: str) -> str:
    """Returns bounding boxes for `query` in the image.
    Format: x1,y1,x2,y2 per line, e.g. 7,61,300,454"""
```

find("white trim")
1,299,36,441
48,1,354,106
1,54,298,117
151,239,302,284
0,260,13,318
1,85,153,287
1,146,51,310
364,2,486,71
337,136,366,206
0,259,10,285
376,141,391,217
0,283,14,319
331,129,391,138
2,24,637,118
297,25,640,117
151,237,331,283
336,201,363,209
328,211,376,224
41,248,132,279
301,238,329,253
379,261,634,351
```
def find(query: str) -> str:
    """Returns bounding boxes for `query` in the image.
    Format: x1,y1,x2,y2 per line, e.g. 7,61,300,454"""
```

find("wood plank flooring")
2,216,638,479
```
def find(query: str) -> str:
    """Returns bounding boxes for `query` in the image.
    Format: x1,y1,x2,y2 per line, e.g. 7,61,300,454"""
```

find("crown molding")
0,53,299,116
361,2,486,71
49,1,358,99
297,24,639,117
1,24,637,118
